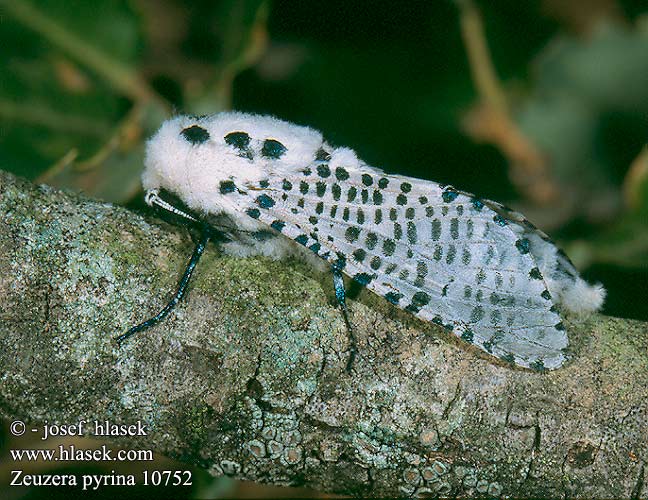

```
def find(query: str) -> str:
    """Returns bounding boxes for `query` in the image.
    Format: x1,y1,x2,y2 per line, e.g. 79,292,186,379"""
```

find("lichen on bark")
1,170,646,498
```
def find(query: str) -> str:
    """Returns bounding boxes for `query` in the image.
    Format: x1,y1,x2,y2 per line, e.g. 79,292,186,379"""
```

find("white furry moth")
119,112,605,371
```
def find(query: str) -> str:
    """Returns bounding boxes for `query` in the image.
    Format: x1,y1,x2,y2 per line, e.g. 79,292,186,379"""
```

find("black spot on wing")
461,329,474,343
384,292,403,305
407,221,417,244
256,194,275,209
345,227,360,242
393,222,402,240
493,215,508,227
515,238,530,254
445,244,456,264
271,220,285,231
470,305,485,322
442,188,458,203
352,249,366,262
405,291,431,313
317,164,331,178
294,234,308,245
219,180,236,194
335,167,349,181
450,218,459,239
431,219,442,240
365,232,378,250
382,239,395,256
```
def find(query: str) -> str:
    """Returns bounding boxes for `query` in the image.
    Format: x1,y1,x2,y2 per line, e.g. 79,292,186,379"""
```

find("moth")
118,112,605,370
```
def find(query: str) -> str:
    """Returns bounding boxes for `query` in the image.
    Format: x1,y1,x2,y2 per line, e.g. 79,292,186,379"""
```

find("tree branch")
1,169,646,498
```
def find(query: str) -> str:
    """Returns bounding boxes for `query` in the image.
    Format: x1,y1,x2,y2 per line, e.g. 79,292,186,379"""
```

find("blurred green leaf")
1,0,152,99
571,218,648,269
0,0,170,202
188,0,269,114
515,21,648,218
37,101,168,203
0,0,268,195
624,146,648,216
0,0,145,181
218,0,268,66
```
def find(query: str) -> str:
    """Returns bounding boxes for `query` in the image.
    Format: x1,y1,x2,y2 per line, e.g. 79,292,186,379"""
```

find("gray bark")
1,169,647,498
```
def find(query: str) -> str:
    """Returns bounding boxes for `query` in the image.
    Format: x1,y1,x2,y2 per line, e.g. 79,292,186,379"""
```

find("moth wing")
241,168,567,370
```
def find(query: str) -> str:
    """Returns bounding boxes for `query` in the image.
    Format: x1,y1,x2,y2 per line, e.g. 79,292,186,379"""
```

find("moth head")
142,112,328,218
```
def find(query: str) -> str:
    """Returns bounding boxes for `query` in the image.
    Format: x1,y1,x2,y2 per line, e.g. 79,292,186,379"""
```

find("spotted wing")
240,164,568,370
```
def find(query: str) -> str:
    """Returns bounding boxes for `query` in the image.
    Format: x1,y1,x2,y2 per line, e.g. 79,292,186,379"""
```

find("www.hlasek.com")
8,419,193,490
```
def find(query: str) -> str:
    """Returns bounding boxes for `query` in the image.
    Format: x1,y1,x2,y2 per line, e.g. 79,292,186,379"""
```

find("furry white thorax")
142,112,364,230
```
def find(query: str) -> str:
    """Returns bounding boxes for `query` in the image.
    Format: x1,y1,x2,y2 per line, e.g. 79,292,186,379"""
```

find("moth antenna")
115,224,211,345
146,190,198,222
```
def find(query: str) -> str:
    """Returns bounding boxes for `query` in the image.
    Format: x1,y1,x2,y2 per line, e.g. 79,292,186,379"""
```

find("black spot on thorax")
181,125,210,144
262,139,287,159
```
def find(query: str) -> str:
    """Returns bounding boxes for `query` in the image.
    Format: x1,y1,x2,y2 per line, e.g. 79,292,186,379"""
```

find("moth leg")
115,223,212,345
332,266,357,372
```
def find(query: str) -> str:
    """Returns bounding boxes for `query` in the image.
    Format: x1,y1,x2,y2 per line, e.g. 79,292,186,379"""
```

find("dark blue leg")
115,224,212,345
332,266,357,372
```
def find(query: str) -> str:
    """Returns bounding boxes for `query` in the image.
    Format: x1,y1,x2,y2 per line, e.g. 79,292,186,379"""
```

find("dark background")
2,1,647,498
